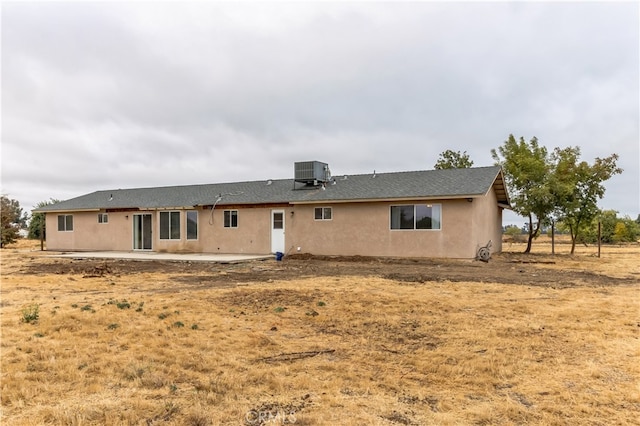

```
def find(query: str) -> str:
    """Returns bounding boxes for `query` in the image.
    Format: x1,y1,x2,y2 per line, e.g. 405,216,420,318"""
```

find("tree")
492,135,554,253
564,211,638,245
619,216,640,242
434,150,474,169
28,199,61,240
551,147,622,254
613,222,629,243
579,209,617,244
1,196,27,247
504,225,524,242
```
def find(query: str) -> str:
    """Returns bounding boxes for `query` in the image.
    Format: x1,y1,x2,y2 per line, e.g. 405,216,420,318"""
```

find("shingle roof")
34,166,509,212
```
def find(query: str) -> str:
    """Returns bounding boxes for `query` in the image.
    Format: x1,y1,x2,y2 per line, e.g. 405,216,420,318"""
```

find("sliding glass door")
133,214,152,250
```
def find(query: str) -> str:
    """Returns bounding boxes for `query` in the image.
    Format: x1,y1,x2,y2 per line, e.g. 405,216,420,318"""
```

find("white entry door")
271,210,285,253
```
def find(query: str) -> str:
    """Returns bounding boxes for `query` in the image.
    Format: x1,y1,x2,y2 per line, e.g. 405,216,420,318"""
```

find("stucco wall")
45,211,132,251
44,190,503,258
188,207,283,254
469,188,503,257
290,199,477,258
45,208,281,254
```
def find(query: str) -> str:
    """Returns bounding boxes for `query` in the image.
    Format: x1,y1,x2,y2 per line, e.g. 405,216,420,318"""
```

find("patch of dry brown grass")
504,235,640,279
1,240,639,425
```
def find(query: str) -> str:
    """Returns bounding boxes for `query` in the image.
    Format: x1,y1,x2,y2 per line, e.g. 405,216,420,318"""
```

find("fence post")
597,221,601,258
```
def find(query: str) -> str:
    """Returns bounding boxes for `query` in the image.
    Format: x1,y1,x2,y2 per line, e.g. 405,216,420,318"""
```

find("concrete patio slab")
51,251,274,263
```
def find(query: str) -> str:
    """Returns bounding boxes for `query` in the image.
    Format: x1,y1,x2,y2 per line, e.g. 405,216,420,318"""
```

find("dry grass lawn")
1,239,639,425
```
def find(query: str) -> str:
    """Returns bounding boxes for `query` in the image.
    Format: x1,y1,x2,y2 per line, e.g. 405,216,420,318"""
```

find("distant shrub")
504,225,525,242
191,324,199,330
107,323,119,330
158,312,170,320
317,301,326,307
274,307,287,313
107,299,132,309
116,301,131,309
173,321,185,328
21,304,39,324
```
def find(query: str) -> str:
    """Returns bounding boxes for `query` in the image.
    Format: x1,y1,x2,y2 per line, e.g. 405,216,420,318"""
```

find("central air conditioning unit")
294,161,331,186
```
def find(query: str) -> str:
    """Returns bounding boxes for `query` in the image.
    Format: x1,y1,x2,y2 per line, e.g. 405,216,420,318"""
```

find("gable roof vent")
294,161,331,186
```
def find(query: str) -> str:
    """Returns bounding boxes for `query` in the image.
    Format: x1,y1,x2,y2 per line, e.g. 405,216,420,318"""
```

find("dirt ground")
16,247,637,290
2,239,639,425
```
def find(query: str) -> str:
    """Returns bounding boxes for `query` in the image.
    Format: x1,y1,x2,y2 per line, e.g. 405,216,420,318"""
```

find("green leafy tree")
28,199,61,240
579,210,617,244
504,224,524,242
613,222,629,243
551,147,622,254
568,211,638,245
492,135,554,253
1,196,28,247
434,150,474,169
614,216,639,243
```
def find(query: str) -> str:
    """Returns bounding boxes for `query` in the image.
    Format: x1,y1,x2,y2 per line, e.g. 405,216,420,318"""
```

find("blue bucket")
275,252,284,261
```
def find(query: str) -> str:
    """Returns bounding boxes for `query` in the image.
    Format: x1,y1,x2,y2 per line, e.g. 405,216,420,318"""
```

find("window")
160,211,181,240
57,215,73,231
224,210,238,228
390,204,441,230
272,212,283,229
98,213,108,224
186,210,198,240
314,207,332,220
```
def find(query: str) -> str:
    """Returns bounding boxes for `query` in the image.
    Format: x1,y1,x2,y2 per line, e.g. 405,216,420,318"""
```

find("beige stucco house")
34,163,510,259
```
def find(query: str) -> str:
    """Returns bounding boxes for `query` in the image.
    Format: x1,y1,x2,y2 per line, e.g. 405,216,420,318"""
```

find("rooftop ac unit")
294,161,330,185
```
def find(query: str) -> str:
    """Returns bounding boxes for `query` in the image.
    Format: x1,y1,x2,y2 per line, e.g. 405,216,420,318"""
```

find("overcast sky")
2,1,638,225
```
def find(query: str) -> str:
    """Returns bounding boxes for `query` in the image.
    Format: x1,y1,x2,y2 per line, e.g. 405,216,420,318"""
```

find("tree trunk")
569,224,577,254
524,213,534,253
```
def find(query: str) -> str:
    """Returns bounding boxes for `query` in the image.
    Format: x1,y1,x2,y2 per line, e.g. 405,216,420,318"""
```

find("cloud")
2,2,638,219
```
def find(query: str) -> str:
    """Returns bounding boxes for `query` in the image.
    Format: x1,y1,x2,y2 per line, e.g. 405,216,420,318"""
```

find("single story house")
34,162,510,259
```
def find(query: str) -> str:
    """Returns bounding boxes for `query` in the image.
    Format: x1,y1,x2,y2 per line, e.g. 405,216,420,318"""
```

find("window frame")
57,214,74,232
159,211,181,240
272,211,284,230
390,204,441,231
223,210,238,228
186,210,198,240
314,207,332,221
98,213,108,224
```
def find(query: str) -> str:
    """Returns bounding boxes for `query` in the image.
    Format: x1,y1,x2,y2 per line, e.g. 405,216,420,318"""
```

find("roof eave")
33,208,101,213
290,194,486,205
488,168,511,208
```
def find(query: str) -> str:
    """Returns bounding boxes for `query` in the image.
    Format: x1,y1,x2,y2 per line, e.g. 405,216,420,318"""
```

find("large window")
314,207,332,220
57,215,73,231
224,210,238,228
186,210,198,240
390,204,441,230
160,211,181,240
